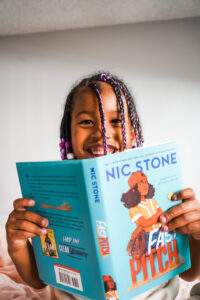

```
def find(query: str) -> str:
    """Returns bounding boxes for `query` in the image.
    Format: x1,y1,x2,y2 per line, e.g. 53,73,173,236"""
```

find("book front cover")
92,141,190,299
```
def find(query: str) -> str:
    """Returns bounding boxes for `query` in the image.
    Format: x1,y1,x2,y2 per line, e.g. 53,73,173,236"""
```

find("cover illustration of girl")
121,171,163,258
103,275,118,300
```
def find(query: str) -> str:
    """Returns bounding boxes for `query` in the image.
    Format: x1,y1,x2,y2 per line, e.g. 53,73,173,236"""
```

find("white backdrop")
0,17,200,215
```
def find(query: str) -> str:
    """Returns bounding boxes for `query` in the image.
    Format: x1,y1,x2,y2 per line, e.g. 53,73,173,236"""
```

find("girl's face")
70,82,135,159
107,279,115,290
137,179,149,196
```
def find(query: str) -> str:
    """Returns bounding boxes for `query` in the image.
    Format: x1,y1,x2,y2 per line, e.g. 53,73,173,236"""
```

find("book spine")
82,159,116,300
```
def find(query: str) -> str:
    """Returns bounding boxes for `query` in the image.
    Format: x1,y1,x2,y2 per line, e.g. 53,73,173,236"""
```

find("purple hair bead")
59,138,74,160
65,141,71,150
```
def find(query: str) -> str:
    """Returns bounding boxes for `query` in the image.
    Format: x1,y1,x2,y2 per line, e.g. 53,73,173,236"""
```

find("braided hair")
60,72,144,159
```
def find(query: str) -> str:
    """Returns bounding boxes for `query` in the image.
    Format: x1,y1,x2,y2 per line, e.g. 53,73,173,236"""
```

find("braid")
89,82,108,155
60,79,89,159
119,83,144,147
60,71,144,159
93,74,127,150
114,84,126,150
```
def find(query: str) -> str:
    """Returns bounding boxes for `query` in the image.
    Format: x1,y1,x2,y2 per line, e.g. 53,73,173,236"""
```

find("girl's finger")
9,210,49,228
160,200,200,224
7,229,46,251
10,219,47,236
163,210,200,232
169,225,188,234
13,198,35,211
171,221,200,238
172,188,195,201
8,228,45,240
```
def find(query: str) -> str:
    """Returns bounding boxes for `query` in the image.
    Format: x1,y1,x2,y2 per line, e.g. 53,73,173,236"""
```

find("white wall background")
0,17,200,215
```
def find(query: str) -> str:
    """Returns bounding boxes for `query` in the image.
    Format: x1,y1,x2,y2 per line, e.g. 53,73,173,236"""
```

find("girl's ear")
131,129,136,147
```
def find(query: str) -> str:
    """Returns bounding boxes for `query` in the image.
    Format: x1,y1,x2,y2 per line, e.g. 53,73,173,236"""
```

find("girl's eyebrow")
74,110,94,118
75,109,121,118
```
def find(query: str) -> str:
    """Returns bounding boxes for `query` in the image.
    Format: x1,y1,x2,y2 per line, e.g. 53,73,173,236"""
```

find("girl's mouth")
86,145,118,157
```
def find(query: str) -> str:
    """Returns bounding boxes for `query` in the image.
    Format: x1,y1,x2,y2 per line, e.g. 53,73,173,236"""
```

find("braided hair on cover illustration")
60,72,144,159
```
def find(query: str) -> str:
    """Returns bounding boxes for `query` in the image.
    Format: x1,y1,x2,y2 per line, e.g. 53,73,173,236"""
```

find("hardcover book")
16,141,191,300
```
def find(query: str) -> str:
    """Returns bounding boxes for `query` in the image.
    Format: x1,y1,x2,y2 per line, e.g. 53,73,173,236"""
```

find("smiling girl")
6,72,200,300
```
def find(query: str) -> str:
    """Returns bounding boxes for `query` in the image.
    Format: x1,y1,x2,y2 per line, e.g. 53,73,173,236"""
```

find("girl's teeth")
89,147,116,155
92,151,104,155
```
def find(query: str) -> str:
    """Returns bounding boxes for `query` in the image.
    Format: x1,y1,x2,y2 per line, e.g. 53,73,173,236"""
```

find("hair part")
60,71,144,159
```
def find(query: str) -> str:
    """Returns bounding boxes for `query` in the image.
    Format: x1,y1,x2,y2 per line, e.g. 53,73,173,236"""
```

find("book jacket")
16,141,191,300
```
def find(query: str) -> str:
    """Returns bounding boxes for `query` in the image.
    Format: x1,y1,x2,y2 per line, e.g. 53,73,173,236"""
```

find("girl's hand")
6,198,49,252
159,188,200,240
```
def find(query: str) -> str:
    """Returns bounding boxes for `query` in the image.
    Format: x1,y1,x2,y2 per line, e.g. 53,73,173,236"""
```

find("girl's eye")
79,119,93,126
111,119,121,125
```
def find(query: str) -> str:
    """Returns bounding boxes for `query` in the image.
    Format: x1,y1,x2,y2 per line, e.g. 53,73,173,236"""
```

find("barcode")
59,272,79,288
54,264,83,291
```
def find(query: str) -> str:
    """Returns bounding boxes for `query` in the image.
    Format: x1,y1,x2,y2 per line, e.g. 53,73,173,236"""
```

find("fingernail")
29,199,35,205
172,194,178,201
41,219,48,227
163,225,168,232
160,216,167,223
41,228,47,235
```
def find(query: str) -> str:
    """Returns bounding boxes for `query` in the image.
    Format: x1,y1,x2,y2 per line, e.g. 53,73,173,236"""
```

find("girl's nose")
90,122,103,140
105,124,113,140
90,121,113,141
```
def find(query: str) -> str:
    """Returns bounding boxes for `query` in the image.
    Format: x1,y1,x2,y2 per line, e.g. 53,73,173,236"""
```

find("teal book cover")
16,141,191,300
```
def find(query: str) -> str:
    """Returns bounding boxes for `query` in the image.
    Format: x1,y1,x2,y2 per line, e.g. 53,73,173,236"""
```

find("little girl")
6,72,200,300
